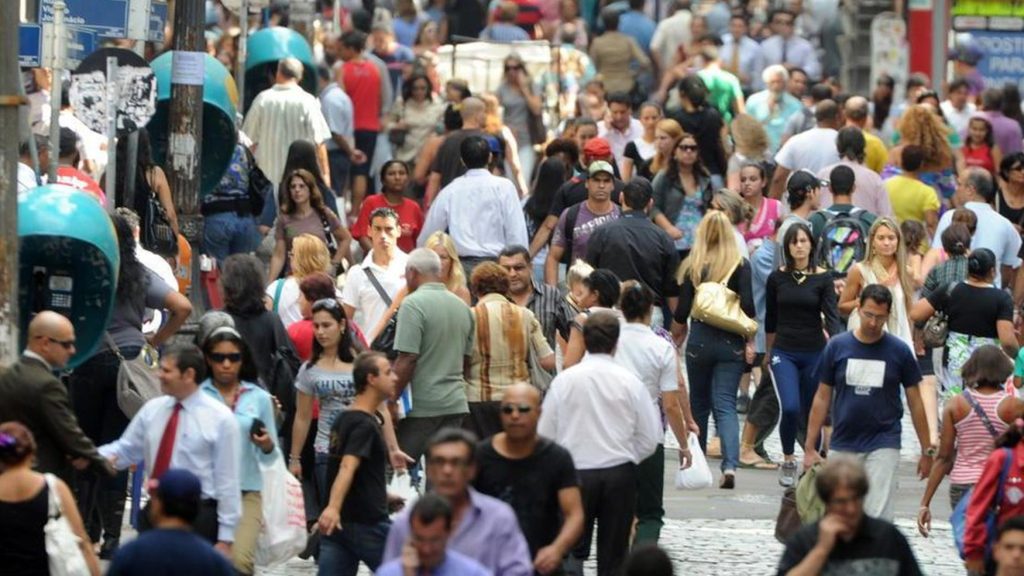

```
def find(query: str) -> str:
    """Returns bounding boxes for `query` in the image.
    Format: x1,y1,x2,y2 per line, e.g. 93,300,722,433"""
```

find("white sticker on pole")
171,51,206,86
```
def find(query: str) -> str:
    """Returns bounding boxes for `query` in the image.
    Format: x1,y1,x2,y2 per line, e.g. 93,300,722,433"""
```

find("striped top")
466,293,553,402
951,389,1011,484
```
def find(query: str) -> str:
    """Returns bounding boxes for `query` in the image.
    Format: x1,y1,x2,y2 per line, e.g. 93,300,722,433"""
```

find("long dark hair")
221,254,269,315
402,72,434,103
280,168,328,218
781,222,816,272
309,299,355,365
525,157,570,227
112,213,146,301
667,132,710,185
114,128,155,210
279,140,330,204
202,328,260,383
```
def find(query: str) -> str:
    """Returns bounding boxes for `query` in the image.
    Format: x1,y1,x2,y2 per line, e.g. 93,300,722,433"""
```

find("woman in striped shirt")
916,345,1024,537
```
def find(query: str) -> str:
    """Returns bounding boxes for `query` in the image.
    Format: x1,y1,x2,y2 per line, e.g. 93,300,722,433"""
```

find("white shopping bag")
387,469,420,518
674,433,713,490
255,455,308,567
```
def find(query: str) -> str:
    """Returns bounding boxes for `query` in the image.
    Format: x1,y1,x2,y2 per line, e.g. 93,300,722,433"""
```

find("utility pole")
0,0,23,365
167,0,206,316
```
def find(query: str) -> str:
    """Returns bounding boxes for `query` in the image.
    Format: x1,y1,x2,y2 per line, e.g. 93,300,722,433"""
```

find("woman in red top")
350,160,424,254
964,416,1024,573
960,116,1003,177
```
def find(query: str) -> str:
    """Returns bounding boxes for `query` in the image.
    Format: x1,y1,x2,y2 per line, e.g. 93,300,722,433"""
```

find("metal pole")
168,0,206,314
333,0,341,33
16,74,42,186
47,0,66,183
105,57,118,209
931,0,948,92
237,0,248,116
0,0,23,365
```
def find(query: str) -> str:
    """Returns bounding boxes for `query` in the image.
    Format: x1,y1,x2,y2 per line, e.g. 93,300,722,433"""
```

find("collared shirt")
377,549,491,576
525,281,572,349
941,100,976,135
200,380,278,492
598,117,644,166
817,159,894,218
467,293,553,402
614,323,677,411
419,169,529,258
383,488,533,576
99,389,241,542
320,82,354,152
22,350,52,372
746,90,805,153
720,35,765,91
650,10,691,70
583,211,681,303
538,353,661,470
932,201,1022,287
760,34,821,80
341,250,409,336
242,83,332,184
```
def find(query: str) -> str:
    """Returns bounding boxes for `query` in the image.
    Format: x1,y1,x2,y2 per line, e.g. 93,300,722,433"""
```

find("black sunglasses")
677,144,698,152
209,352,242,364
500,403,533,415
46,336,76,349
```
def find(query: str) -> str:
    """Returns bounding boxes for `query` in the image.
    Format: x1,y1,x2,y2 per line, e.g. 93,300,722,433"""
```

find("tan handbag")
690,260,758,338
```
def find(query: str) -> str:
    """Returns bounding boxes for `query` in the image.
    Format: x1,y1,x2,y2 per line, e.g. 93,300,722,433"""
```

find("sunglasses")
500,403,533,415
47,336,76,349
209,352,242,364
313,298,341,311
677,144,698,152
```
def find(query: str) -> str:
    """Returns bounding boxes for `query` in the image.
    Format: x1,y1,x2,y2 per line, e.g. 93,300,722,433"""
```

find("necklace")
792,268,809,285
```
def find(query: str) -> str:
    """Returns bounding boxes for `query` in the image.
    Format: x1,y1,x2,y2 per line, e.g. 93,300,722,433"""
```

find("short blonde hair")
291,234,331,278
567,259,594,288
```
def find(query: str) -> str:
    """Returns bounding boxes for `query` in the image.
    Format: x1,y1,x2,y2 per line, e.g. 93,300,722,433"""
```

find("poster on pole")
869,13,910,104
69,48,156,137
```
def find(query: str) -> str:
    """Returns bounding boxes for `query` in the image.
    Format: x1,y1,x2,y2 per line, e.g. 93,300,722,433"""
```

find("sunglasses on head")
209,352,242,364
500,403,533,415
313,298,341,311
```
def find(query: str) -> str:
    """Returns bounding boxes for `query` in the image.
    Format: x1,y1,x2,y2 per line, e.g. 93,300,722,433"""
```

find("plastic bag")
674,433,713,490
387,469,420,518
255,455,308,567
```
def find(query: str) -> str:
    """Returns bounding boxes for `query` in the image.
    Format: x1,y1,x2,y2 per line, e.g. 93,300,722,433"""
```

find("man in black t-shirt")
317,351,399,573
474,383,584,575
425,97,487,205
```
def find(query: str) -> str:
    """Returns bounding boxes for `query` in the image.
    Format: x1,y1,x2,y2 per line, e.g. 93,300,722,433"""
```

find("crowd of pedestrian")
8,0,1024,575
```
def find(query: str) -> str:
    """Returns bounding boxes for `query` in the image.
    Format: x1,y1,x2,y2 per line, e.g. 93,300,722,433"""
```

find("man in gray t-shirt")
545,161,622,285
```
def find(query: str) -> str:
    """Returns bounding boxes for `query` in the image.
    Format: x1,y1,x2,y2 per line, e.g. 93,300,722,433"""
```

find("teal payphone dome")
148,52,239,197
18,185,120,368
244,27,317,110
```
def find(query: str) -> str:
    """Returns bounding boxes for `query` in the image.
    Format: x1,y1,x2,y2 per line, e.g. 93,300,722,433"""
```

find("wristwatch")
924,446,937,458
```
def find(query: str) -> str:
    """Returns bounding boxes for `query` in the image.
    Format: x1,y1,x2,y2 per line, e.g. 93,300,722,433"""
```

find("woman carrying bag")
673,211,756,490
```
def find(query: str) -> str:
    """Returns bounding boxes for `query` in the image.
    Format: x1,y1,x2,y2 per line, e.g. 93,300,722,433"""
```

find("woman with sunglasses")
651,132,713,260
200,327,277,576
497,54,543,185
388,73,444,168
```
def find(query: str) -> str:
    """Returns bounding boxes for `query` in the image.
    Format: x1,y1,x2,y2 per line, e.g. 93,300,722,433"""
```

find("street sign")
127,0,168,42
20,22,97,69
972,29,1024,90
19,25,41,68
39,0,129,39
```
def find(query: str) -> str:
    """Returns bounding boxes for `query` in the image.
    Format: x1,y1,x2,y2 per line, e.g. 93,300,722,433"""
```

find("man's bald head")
503,382,541,407
844,96,870,126
500,382,542,441
460,97,486,128
26,311,76,369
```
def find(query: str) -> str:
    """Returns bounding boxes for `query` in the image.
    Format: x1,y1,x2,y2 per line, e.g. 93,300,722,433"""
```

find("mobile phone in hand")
250,418,267,438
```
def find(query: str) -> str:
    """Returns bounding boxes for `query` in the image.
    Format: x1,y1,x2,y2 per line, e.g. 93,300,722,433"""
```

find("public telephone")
29,267,75,315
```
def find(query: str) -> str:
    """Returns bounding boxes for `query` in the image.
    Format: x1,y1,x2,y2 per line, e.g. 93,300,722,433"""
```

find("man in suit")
0,311,110,482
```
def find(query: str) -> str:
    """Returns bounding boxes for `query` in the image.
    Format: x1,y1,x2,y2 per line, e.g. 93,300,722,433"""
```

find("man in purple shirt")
383,429,532,576
973,88,1024,155
376,494,491,576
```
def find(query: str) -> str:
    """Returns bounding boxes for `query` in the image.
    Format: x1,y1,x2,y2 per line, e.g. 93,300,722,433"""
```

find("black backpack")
814,207,870,276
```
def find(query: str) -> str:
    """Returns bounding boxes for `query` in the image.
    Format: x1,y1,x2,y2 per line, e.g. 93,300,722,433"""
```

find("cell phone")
250,418,267,438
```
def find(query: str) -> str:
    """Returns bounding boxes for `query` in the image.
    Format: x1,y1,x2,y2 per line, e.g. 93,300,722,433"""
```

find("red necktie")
152,403,182,480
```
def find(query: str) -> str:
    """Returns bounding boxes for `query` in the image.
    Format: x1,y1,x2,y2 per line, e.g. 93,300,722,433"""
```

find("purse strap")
716,259,742,286
103,332,125,363
994,447,1014,517
364,267,393,307
43,473,62,519
963,389,1001,438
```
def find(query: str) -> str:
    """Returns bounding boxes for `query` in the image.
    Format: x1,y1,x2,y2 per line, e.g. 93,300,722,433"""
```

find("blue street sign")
39,0,129,39
973,30,1024,91
18,23,97,69
19,25,41,68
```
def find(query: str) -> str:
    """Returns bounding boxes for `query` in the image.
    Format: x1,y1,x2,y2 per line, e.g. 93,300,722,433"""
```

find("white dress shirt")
418,169,529,258
614,323,678,410
720,35,766,91
538,353,661,470
760,34,821,80
931,201,1022,287
941,100,977,136
341,249,409,335
99,389,242,542
599,117,644,167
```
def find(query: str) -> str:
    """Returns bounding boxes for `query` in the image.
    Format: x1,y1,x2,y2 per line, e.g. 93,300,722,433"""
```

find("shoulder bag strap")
103,332,125,362
43,473,61,519
720,259,742,286
272,279,285,313
364,267,393,307
962,389,1000,438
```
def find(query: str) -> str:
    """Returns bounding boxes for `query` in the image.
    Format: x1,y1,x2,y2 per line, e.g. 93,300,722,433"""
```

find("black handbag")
141,174,178,257
365,268,399,360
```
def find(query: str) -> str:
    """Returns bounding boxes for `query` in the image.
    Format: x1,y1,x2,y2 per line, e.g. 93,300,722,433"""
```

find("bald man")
473,383,584,575
0,311,110,482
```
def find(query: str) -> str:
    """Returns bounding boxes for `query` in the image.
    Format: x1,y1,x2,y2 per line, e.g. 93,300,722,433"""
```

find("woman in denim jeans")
673,211,755,489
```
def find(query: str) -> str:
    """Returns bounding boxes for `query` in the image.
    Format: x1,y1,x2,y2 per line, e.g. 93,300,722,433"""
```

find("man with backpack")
809,165,876,277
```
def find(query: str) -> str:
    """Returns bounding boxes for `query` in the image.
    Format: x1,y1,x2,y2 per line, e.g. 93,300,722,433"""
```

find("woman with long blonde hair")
265,234,334,327
839,217,915,350
648,119,684,177
673,211,755,490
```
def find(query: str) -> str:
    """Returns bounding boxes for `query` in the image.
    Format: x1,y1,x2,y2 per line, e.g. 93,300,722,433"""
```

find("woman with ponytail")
0,422,100,575
964,412,1024,573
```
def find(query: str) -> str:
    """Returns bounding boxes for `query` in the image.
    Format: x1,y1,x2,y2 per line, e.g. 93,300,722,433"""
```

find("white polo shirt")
341,250,408,335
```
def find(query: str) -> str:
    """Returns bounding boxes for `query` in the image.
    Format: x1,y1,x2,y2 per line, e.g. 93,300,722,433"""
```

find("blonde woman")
620,102,663,181
727,114,771,191
369,231,471,339
481,92,529,195
673,211,755,489
265,234,334,327
710,188,754,258
839,217,915,350
647,119,684,179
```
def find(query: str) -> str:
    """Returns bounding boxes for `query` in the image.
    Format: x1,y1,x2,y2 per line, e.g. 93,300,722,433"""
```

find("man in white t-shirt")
341,207,407,339
769,99,842,201
941,78,976,137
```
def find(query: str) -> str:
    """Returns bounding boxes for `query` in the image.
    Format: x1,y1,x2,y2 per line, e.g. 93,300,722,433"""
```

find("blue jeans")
318,520,391,576
685,322,744,472
769,347,823,456
315,452,330,511
202,211,260,263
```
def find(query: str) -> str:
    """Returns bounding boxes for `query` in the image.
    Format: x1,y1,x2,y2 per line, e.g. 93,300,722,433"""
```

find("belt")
202,198,252,216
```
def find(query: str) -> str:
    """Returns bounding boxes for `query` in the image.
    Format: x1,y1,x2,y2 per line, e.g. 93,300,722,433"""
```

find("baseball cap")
484,135,503,155
786,169,828,194
588,160,615,177
583,137,612,158
151,469,202,507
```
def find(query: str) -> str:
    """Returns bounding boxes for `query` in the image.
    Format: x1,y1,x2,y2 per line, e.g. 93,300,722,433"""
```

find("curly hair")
898,105,953,169
280,168,328,218
470,262,510,298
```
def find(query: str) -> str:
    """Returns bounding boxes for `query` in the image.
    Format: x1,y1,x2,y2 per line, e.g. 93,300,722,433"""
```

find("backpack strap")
962,389,1000,438
563,203,582,263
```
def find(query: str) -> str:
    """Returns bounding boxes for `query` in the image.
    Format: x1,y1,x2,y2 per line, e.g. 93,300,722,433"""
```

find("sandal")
738,457,779,470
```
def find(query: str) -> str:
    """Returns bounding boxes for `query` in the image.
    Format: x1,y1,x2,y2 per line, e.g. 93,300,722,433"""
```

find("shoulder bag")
690,260,758,338
318,210,339,257
922,281,958,349
365,267,399,360
140,170,178,257
43,473,90,576
106,333,161,419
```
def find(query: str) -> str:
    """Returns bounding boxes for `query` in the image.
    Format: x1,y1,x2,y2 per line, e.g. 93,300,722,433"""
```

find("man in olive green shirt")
393,248,476,462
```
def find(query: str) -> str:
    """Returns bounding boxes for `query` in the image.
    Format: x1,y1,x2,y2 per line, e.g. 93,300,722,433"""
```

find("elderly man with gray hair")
242,56,332,187
392,248,476,463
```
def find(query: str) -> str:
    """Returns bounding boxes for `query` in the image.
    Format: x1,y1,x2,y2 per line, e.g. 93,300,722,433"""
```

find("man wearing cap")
99,344,242,553
545,160,622,285
419,135,529,276
106,469,235,575
774,170,824,267
769,99,842,201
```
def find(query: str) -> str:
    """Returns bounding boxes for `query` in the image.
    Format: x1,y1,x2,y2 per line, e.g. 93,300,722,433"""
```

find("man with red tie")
99,344,241,555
